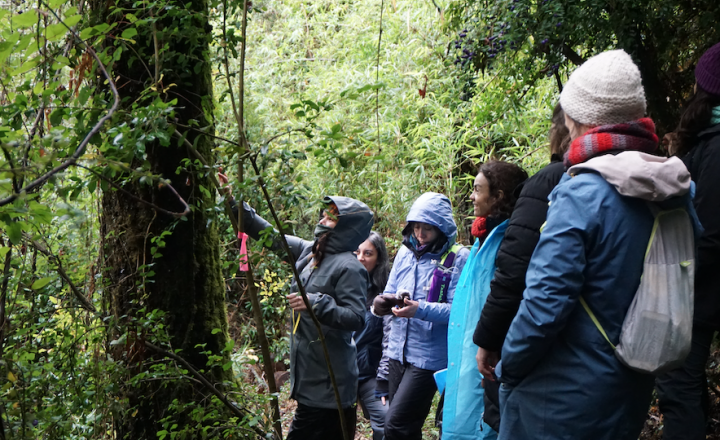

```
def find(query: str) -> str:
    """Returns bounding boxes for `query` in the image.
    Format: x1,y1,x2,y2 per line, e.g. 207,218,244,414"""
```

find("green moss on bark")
96,0,235,437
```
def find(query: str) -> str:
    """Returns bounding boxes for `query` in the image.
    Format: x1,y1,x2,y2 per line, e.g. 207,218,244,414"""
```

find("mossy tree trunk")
93,0,235,438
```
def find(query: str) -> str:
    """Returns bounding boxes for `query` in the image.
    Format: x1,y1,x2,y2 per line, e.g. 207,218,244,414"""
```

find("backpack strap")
439,243,463,269
579,296,616,350
432,243,464,303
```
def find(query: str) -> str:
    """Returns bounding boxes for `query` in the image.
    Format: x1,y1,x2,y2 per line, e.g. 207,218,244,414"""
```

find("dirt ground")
640,341,720,440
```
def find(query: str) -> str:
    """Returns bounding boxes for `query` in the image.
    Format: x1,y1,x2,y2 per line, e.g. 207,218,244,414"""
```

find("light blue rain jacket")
384,193,470,371
441,221,507,440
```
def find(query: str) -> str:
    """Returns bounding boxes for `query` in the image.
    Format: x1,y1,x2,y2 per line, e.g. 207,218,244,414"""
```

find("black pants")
286,403,357,440
384,359,438,440
656,325,716,440
482,378,501,432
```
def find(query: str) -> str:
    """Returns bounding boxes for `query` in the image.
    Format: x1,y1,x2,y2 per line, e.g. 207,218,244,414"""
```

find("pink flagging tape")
238,232,249,271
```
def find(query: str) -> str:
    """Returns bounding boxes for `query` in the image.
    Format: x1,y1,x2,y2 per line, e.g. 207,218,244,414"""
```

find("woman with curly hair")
441,160,528,440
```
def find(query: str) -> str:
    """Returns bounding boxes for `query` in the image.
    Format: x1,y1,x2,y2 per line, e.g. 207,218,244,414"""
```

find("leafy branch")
0,1,120,207
143,341,267,439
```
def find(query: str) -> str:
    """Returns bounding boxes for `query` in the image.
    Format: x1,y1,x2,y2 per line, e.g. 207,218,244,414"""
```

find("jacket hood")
323,196,374,254
567,151,691,201
403,192,458,243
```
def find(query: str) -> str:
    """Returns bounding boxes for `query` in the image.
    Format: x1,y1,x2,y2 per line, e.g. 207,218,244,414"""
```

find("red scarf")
471,217,489,240
564,118,659,167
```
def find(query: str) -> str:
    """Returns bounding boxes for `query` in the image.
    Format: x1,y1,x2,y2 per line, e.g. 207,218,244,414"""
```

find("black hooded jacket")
682,123,720,330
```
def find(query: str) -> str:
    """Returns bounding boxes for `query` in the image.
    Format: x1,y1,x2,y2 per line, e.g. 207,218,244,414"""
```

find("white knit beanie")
560,49,647,126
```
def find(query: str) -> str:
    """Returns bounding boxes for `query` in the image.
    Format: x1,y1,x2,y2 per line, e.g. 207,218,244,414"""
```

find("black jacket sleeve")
473,161,566,351
232,201,313,262
683,126,720,329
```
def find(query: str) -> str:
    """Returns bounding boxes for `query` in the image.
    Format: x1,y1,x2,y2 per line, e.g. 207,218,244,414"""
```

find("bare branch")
562,43,585,66
24,235,97,313
74,164,190,218
247,153,350,440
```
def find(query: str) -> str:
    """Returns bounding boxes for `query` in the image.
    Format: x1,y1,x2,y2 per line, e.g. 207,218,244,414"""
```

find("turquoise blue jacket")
441,221,507,440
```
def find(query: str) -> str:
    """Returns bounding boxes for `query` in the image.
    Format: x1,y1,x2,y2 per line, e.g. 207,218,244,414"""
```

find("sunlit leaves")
12,10,38,29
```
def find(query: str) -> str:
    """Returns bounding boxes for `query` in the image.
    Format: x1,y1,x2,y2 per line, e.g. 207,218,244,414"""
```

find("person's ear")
495,190,504,204
488,190,503,215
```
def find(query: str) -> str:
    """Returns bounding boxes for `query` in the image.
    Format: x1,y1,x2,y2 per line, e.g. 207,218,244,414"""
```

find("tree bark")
95,0,235,438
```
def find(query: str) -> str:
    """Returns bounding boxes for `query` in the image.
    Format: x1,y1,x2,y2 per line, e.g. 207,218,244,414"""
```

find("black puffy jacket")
682,123,720,331
473,159,565,351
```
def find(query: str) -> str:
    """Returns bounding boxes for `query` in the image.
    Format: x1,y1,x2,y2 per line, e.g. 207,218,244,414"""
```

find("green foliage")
3,0,682,436
445,0,720,132
214,0,557,250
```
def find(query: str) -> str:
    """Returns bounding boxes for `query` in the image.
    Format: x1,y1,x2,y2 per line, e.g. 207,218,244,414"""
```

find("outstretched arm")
220,171,312,261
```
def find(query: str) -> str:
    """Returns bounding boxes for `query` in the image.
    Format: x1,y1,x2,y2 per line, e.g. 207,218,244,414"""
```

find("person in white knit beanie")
558,49,659,167
560,49,646,127
494,46,699,440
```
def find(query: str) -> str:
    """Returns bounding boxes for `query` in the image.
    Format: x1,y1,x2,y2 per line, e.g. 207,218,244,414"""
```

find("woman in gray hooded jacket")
237,196,374,440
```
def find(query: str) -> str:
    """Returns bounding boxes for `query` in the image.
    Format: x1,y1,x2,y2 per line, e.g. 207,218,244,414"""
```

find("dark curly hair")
478,160,529,219
672,85,720,157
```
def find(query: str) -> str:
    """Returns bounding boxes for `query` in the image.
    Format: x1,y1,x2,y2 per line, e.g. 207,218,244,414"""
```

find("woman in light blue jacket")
441,161,527,440
376,192,469,440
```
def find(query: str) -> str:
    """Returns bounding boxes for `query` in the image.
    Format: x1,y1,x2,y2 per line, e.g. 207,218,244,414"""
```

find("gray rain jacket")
241,196,373,409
